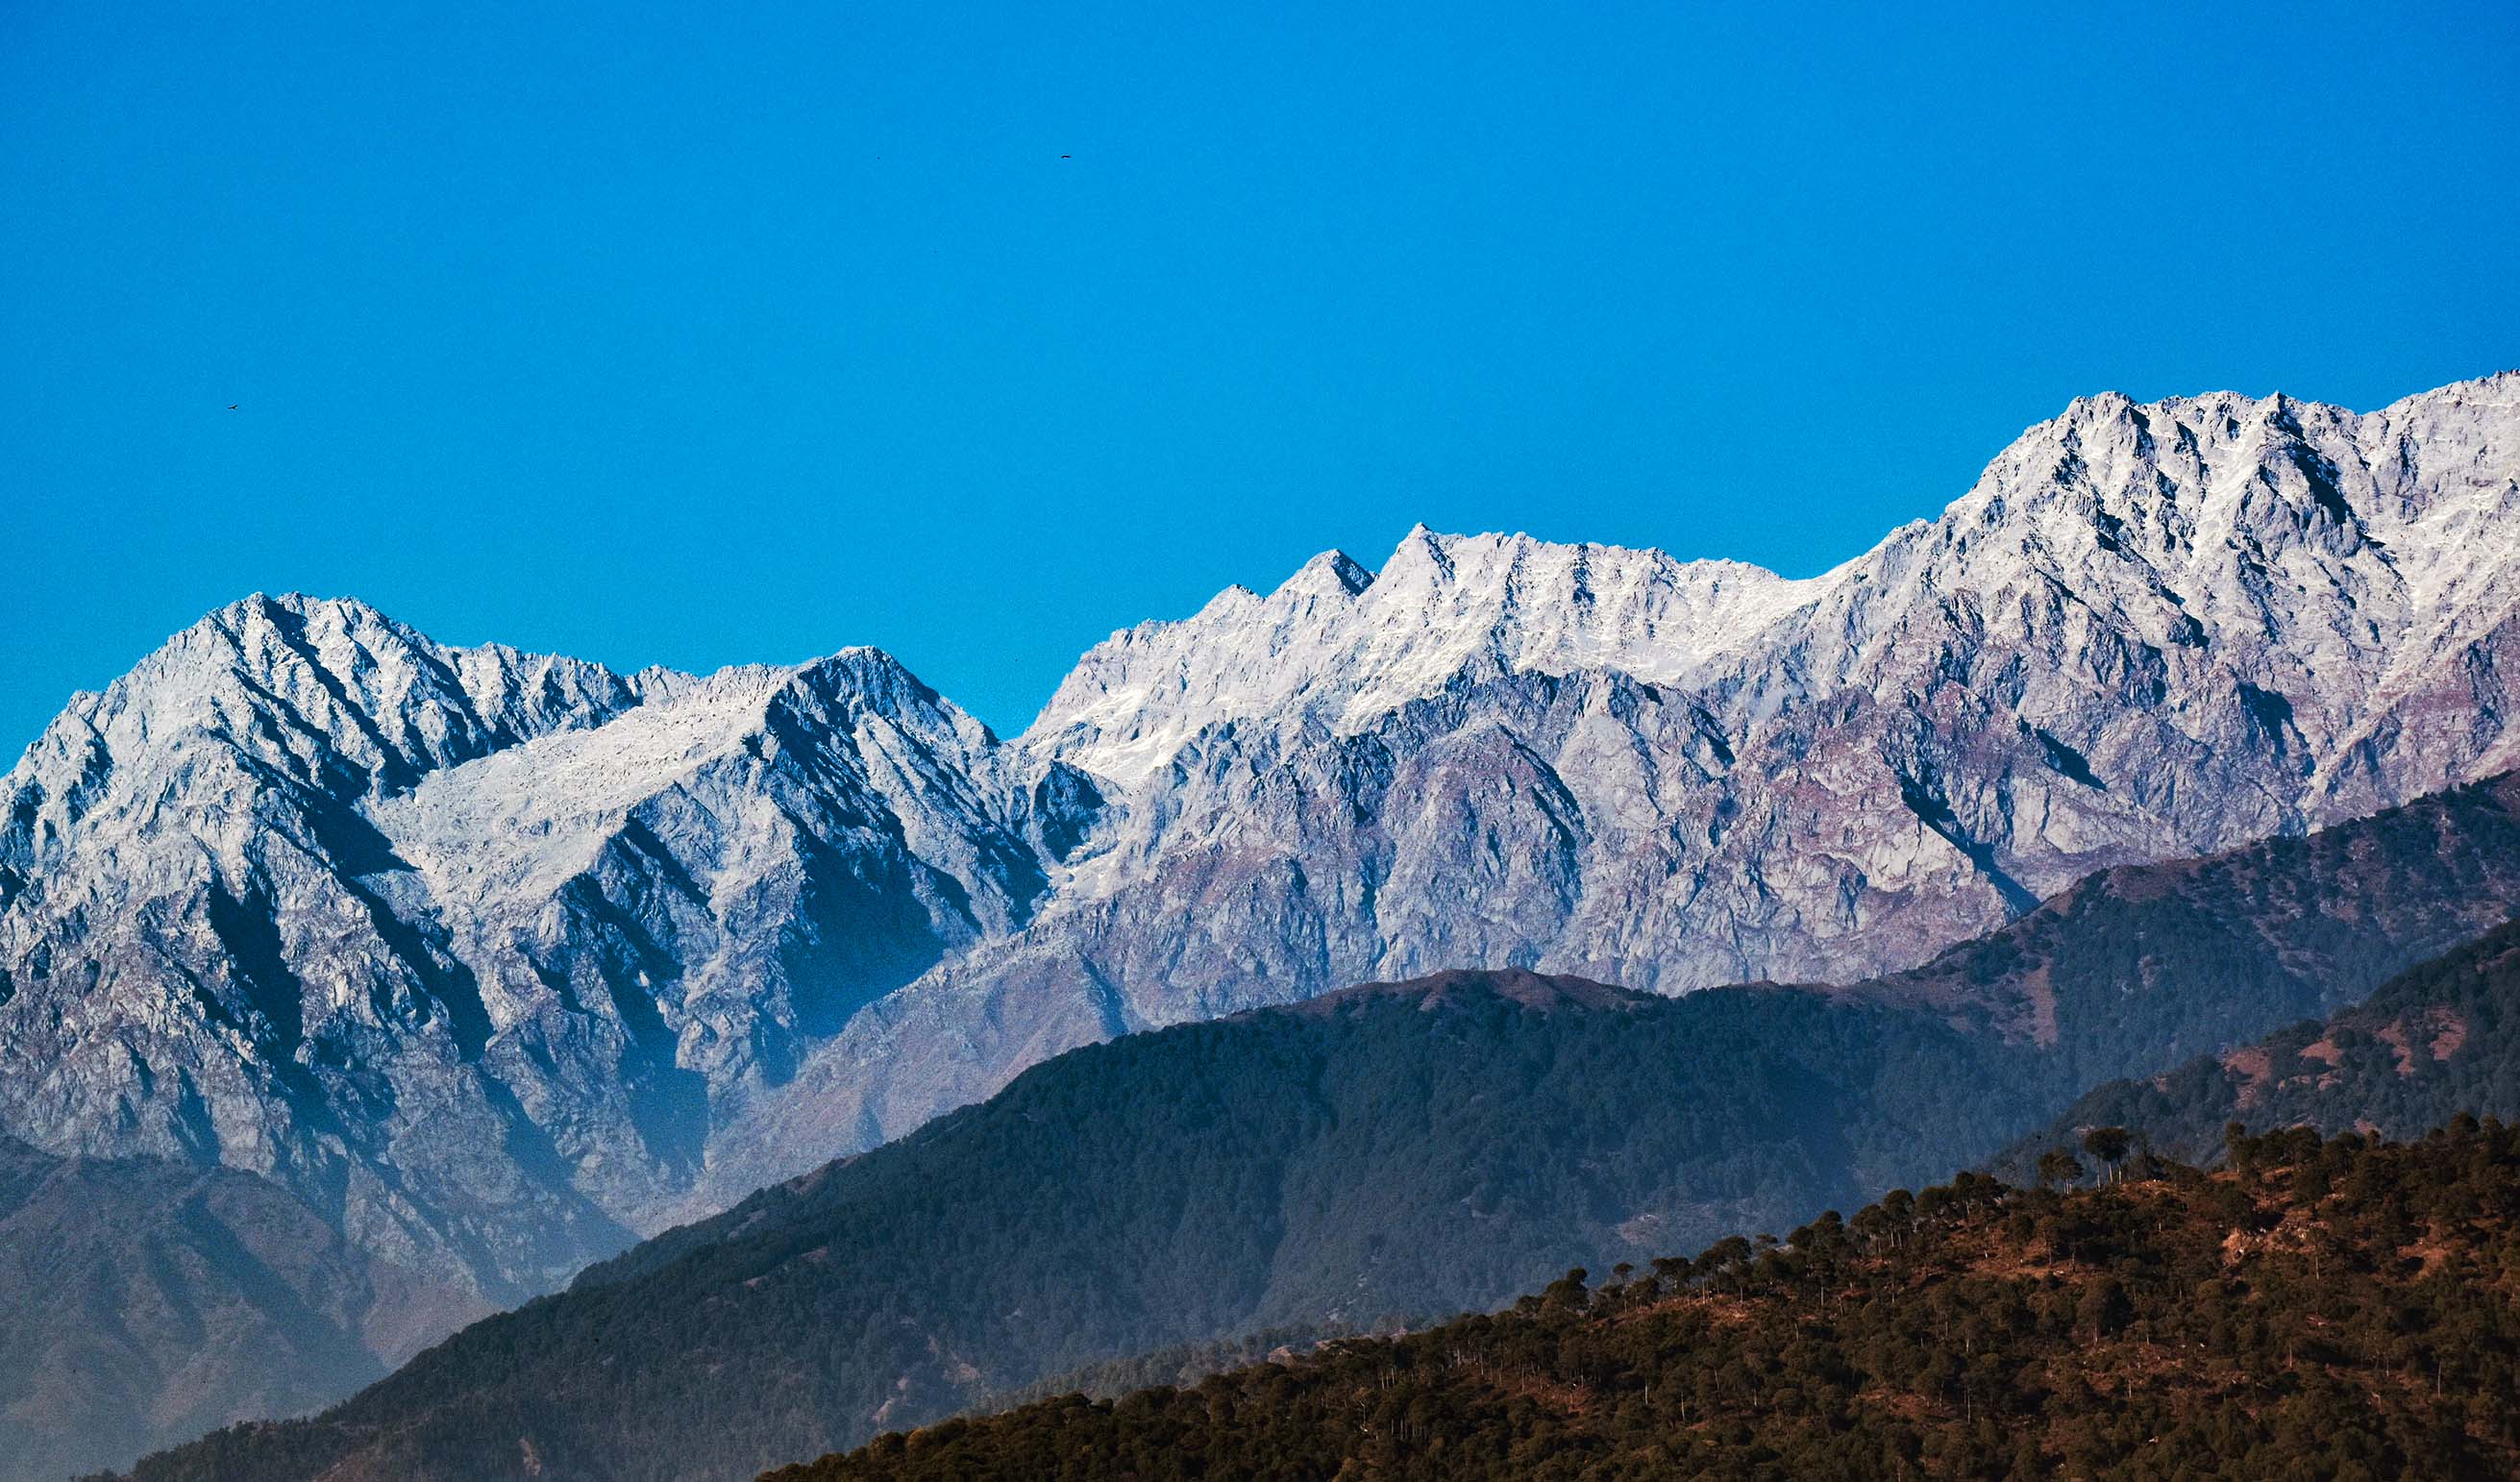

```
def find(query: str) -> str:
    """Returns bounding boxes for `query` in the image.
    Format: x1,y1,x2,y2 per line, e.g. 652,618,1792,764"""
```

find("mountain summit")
5,374,2519,1320
0,596,1061,1301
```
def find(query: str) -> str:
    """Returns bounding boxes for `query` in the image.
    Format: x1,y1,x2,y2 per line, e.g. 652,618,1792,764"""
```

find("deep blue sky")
5,3,2516,749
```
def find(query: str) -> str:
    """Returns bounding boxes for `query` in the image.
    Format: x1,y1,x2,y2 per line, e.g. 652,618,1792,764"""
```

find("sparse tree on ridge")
2082,1126,2132,1184
2037,1146,2086,1189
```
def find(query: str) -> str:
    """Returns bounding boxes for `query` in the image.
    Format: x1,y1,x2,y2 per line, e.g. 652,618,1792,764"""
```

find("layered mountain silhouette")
114,769,2520,1482
8,372,2520,1476
759,1124,2520,1480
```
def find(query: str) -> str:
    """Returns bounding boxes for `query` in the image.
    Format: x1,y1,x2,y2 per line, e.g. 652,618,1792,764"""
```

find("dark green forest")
778,1122,2520,1481
2008,916,2520,1171
1863,773,2520,1085
111,974,2028,1482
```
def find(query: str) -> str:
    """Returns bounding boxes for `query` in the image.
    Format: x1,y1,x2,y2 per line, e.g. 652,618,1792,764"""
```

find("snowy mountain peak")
1023,375,2520,796
4,371,2519,1323
0,594,645,892
1027,525,1826,785
1274,549,1377,600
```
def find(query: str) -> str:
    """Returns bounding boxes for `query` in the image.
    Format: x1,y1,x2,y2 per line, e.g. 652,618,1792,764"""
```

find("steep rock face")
6,372,2520,1305
732,373,2520,1164
1022,374,2520,996
0,605,1052,1301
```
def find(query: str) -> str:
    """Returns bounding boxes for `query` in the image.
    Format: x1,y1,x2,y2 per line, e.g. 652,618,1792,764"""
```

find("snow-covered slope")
4,372,2519,1312
0,608,1056,1299
1039,377,2520,812
1029,537,1820,786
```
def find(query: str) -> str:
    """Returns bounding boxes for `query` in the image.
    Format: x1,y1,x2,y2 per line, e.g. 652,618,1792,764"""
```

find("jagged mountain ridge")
0,602,1077,1303
715,368,2520,1202
1015,371,2520,1000
6,371,2520,1317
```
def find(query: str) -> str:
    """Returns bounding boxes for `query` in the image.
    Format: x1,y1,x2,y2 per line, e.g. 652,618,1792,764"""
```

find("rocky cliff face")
741,371,2520,1191
5,373,2518,1306
0,602,1062,1300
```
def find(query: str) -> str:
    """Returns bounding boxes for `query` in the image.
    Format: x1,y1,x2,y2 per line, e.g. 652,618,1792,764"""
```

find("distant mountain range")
8,371,2520,1476
0,1135,471,1482
112,769,2520,1482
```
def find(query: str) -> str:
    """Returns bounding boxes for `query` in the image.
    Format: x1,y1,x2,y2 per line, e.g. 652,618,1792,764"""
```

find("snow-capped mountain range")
4,372,2518,1307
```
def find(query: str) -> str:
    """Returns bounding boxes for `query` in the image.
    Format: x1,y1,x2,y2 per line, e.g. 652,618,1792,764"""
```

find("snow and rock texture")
1023,371,2520,990
6,372,2520,1311
0,601,1056,1303
766,371,2520,1182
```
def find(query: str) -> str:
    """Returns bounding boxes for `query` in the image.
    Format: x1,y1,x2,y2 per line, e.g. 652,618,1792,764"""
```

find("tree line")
775,1117,2520,1480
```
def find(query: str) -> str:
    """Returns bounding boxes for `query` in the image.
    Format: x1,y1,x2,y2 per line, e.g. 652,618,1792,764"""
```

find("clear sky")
4,2,2515,750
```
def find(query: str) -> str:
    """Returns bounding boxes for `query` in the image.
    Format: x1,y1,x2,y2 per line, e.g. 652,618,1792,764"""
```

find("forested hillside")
776,1123,2520,1481
1863,772,2520,1085
2014,916,2520,1169
111,973,2020,1482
